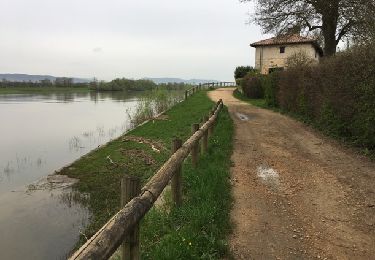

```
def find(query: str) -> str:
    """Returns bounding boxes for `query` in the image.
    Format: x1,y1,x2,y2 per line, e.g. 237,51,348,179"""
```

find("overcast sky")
0,0,269,81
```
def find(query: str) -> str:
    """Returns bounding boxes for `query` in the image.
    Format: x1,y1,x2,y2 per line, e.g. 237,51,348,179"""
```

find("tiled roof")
250,34,317,47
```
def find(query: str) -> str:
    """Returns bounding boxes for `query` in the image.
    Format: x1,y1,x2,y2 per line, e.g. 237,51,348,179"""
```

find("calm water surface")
0,91,143,259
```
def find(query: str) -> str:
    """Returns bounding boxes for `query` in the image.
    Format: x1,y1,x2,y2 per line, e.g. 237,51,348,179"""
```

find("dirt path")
208,88,375,260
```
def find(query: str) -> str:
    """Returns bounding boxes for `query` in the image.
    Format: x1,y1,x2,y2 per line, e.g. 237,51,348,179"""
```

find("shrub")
241,73,264,99
276,43,375,151
234,66,257,79
286,50,315,68
263,72,280,107
234,44,374,152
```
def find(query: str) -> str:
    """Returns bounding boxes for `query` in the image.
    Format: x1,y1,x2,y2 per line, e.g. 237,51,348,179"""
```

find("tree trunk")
321,5,339,56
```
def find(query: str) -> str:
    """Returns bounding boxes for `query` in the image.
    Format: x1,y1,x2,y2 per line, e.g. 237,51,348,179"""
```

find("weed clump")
127,89,181,127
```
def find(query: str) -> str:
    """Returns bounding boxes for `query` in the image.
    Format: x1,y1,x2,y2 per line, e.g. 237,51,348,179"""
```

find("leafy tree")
241,0,375,56
234,66,257,79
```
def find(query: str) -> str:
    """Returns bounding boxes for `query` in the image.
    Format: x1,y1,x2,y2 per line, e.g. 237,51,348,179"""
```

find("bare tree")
241,0,375,56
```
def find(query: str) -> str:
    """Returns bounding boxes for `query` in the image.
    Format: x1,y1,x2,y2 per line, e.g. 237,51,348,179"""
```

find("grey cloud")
93,47,102,53
0,0,267,81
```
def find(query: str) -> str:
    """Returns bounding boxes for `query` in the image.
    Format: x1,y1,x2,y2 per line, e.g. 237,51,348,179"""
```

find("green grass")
60,91,234,259
0,87,90,94
141,105,233,259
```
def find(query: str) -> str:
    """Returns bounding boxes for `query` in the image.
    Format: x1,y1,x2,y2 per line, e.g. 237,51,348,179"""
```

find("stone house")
250,34,323,74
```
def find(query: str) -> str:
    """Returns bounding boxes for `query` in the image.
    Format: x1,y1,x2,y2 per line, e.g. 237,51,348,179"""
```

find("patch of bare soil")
155,114,169,121
123,135,166,153
208,88,375,260
120,148,156,166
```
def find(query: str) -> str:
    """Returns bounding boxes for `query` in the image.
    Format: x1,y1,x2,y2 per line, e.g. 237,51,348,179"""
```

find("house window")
269,67,284,74
280,46,286,53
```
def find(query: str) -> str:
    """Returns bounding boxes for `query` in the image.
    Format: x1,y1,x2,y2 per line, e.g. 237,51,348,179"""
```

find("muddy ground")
208,88,375,260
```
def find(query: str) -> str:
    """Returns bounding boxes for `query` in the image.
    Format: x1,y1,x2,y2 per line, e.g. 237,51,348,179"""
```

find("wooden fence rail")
69,96,224,260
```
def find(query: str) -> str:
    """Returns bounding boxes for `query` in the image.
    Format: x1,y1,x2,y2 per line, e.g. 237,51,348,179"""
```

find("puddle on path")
236,112,250,121
257,165,280,188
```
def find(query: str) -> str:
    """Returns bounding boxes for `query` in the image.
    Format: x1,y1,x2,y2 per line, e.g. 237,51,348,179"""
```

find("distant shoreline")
0,86,91,94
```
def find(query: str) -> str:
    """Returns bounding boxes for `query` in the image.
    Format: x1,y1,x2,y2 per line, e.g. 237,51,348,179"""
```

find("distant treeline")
0,77,192,91
89,78,192,92
0,77,87,88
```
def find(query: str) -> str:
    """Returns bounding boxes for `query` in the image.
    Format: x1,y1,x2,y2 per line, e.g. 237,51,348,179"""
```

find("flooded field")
0,91,145,259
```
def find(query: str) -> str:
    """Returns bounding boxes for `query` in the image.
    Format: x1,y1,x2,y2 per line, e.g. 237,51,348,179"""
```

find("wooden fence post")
171,138,183,206
202,116,209,153
121,176,141,260
191,123,200,167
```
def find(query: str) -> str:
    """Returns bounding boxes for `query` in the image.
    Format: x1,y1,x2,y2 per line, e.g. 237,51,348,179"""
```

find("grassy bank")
0,87,90,94
60,91,234,259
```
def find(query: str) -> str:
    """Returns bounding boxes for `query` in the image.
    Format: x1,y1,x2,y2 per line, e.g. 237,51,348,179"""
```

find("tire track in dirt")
208,88,375,260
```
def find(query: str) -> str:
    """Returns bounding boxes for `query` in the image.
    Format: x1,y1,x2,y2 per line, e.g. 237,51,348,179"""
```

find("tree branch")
305,20,322,31
336,21,353,44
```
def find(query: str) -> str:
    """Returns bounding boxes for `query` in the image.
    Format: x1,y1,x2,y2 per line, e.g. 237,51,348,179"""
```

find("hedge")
274,44,375,151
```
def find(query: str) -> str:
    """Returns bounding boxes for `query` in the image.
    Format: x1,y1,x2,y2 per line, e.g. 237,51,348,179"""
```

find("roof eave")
251,41,315,46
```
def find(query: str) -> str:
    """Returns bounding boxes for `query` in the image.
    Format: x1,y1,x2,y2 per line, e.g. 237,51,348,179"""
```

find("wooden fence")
184,81,235,100
69,88,225,260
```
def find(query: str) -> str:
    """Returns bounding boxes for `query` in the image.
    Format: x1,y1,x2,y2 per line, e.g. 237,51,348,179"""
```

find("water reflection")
0,89,184,259
0,91,140,104
0,91,138,192
0,187,90,260
0,90,142,259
